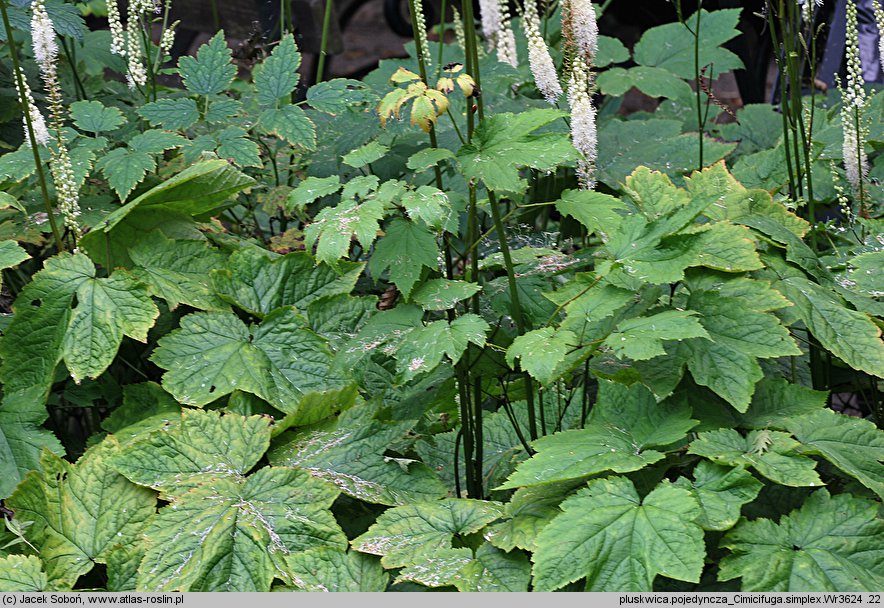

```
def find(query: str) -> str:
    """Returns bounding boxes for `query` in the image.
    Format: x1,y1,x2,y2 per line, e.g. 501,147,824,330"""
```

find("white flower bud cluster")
874,0,884,74
840,0,868,192
452,7,467,55
15,78,50,146
568,57,597,189
567,0,597,63
496,0,518,67
799,0,823,25
30,0,82,239
522,0,562,103
107,0,126,55
478,0,501,47
161,20,179,55
126,16,147,89
30,0,58,73
411,0,432,69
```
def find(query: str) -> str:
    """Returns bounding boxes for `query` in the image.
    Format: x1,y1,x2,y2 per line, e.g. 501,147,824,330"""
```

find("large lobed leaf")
150,308,347,412
720,490,884,591
532,476,705,591
7,440,156,589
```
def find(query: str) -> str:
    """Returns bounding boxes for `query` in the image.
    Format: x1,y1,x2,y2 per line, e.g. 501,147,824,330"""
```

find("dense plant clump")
0,0,882,593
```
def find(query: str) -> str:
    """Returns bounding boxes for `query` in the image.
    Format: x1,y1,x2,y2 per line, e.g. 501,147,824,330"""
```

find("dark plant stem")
0,0,64,252
316,0,335,82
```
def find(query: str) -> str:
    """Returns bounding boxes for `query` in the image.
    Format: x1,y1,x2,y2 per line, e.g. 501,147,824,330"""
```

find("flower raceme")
522,0,563,103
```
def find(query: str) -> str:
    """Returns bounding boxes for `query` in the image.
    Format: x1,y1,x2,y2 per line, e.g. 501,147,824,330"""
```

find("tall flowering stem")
496,0,518,67
478,0,500,46
522,0,562,103
0,0,63,250
568,57,597,189
841,0,869,216
107,0,126,55
564,0,597,63
874,1,884,79
32,0,82,244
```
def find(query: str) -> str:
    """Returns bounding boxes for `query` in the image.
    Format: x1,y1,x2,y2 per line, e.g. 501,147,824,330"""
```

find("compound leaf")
673,461,763,531
253,33,301,105
532,476,704,591
211,247,362,316
136,466,345,591
150,308,346,412
269,404,446,506
286,548,388,592
351,499,504,568
178,31,236,95
368,218,438,298
719,490,884,591
7,440,155,589
506,327,577,385
786,409,884,499
688,429,822,487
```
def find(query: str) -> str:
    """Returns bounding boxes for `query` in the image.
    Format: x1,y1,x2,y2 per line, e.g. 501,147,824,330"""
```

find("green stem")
0,0,64,252
315,0,335,82
693,1,704,169
59,37,86,100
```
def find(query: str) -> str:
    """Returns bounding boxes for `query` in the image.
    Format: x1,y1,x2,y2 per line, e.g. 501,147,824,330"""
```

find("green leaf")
137,466,345,591
306,198,385,265
411,278,481,310
506,327,577,385
597,66,693,101
407,147,456,172
69,100,124,133
129,232,228,311
306,294,376,341
0,240,29,277
110,409,271,497
178,31,236,95
254,33,301,105
633,9,744,79
215,126,262,168
137,98,200,131
597,120,734,187
786,409,884,499
211,247,362,316
624,166,690,217
394,314,489,380
457,109,577,193
0,555,47,591
286,549,388,592
367,218,438,298
454,542,531,592
0,388,64,499
687,340,763,413
849,251,884,296
673,461,762,531
499,383,697,488
532,476,704,591
7,440,156,589
690,222,763,272
63,269,159,382
776,276,884,378
604,310,710,361
96,159,255,232
596,35,629,67
351,499,504,568
0,254,155,395
401,185,450,229
555,189,628,238
151,308,346,412
260,105,316,150
342,140,389,168
306,78,376,114
101,382,181,444
268,404,446,506
287,176,341,210
128,129,187,155
688,429,823,487
720,490,884,591
97,147,155,201
485,482,581,552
